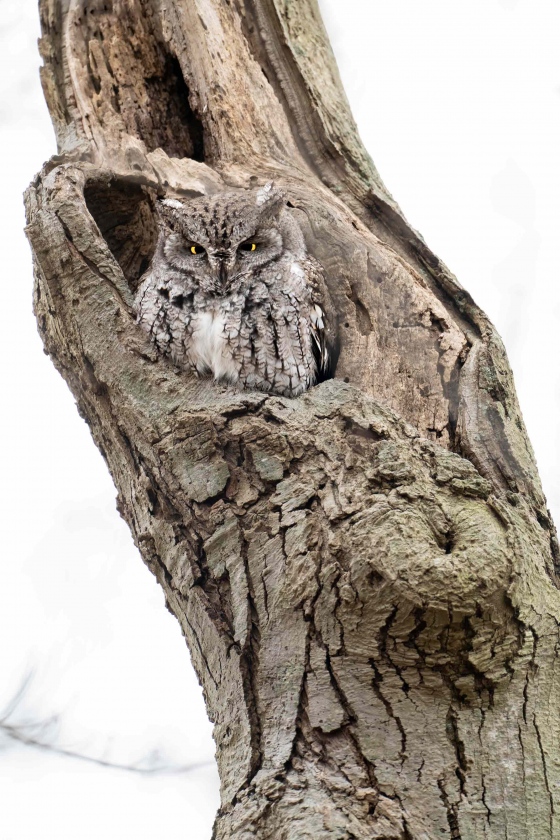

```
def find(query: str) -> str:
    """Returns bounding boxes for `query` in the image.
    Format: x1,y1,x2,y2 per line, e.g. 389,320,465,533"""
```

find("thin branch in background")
0,673,214,775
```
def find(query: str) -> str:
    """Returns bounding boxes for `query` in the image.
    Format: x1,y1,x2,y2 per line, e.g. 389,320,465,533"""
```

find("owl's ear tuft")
161,198,185,211
155,198,184,229
255,182,285,217
255,182,285,205
255,182,275,206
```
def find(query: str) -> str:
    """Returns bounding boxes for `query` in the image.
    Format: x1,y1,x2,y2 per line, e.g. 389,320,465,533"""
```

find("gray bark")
26,1,560,837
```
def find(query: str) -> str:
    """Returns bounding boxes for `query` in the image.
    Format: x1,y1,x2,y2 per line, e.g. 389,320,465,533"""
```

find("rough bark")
26,1,560,838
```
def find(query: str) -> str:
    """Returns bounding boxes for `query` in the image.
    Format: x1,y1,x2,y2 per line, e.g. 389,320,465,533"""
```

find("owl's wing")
310,302,329,377
302,255,332,380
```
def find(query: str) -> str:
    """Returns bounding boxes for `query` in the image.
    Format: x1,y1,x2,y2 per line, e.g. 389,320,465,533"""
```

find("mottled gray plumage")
134,185,330,397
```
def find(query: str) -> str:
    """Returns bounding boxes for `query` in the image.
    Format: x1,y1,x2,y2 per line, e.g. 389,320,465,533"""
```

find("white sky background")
0,1,558,838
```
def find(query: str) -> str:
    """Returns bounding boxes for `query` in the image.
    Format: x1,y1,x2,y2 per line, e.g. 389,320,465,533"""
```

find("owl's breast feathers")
189,311,240,383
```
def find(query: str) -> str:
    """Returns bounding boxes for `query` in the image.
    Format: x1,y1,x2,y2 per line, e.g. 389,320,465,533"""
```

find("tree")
26,0,560,837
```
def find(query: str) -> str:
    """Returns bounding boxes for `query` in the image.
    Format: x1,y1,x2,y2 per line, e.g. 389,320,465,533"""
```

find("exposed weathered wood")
27,1,560,837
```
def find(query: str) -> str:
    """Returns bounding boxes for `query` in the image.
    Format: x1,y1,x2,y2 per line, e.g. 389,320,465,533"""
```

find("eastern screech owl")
134,184,332,397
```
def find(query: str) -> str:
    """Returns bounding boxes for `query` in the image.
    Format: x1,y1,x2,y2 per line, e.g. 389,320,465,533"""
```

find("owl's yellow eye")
240,241,257,252
190,244,205,255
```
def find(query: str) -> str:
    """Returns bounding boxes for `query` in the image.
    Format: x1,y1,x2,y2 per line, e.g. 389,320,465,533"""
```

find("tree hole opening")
84,180,158,291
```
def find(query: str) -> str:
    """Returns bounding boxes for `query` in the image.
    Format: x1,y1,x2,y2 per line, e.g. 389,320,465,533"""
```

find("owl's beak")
211,251,233,290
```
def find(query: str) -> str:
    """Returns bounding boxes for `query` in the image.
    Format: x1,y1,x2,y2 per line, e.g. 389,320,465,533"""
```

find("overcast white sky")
1,1,558,838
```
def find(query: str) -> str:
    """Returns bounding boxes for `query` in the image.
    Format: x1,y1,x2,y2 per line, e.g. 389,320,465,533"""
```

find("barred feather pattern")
134,187,330,398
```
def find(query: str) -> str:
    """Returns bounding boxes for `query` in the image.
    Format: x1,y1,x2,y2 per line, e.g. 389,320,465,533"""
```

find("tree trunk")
26,1,560,837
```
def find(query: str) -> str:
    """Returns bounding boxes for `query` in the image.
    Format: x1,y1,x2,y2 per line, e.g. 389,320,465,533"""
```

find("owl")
134,184,333,397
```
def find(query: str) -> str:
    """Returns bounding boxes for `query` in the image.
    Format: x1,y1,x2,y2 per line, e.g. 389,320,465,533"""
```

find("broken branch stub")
26,0,560,836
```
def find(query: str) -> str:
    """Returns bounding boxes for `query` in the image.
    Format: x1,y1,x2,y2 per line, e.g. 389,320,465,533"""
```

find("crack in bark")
236,526,264,785
445,707,467,799
478,712,492,829
534,713,555,835
437,778,462,840
369,659,407,768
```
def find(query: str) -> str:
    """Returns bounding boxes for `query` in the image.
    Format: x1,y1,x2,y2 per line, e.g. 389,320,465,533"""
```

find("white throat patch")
190,311,239,383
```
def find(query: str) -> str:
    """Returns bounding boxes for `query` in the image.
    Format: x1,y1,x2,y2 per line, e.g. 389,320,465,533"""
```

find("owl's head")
154,184,304,295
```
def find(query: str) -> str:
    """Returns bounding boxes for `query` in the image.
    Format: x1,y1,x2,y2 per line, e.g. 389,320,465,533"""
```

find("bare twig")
0,674,213,775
